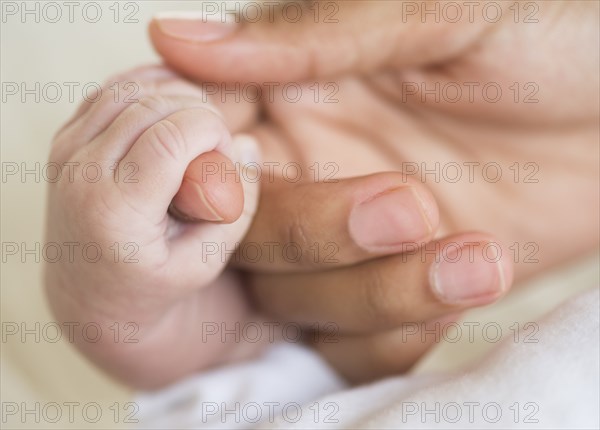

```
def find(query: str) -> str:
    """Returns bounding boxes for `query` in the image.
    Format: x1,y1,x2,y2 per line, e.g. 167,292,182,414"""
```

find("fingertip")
429,233,514,307
148,12,312,82
148,19,188,77
148,18,238,82
172,151,244,223
348,173,440,253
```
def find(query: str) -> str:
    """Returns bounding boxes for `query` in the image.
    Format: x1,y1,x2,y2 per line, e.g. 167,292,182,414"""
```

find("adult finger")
148,1,492,82
247,232,513,333
171,151,244,223
232,172,439,271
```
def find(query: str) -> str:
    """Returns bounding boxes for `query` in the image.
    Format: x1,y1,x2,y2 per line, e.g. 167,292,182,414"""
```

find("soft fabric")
136,288,600,429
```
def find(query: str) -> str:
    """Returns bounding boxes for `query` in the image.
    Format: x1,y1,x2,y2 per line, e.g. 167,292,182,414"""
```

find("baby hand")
45,66,263,389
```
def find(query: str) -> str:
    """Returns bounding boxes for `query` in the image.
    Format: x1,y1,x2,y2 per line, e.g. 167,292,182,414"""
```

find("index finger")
231,172,439,271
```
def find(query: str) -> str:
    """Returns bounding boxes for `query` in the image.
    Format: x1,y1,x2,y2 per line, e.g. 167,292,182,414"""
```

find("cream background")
1,1,598,429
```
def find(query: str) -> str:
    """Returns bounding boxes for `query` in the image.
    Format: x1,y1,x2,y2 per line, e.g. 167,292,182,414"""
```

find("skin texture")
150,0,598,383
45,67,512,389
45,70,269,389
45,1,598,388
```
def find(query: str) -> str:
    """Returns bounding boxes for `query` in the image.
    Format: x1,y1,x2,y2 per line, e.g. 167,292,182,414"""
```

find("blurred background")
1,1,598,429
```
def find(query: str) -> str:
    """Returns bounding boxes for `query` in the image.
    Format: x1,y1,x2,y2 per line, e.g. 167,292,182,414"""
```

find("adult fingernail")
429,242,509,304
172,179,224,222
154,11,238,42
349,187,434,252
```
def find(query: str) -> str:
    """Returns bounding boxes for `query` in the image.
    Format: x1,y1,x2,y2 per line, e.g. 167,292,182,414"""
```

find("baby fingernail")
430,242,510,304
154,11,238,42
349,187,434,252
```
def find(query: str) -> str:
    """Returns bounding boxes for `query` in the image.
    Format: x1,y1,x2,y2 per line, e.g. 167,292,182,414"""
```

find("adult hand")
150,0,599,383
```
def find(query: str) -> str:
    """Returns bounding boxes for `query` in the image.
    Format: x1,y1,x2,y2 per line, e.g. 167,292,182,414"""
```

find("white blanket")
136,289,600,429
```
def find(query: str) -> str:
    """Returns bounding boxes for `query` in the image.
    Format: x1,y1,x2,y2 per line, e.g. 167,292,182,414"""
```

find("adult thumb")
149,1,488,83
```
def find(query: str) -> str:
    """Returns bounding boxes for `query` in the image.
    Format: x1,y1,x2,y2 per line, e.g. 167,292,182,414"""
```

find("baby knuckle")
146,119,187,162
184,106,225,130
136,94,173,116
